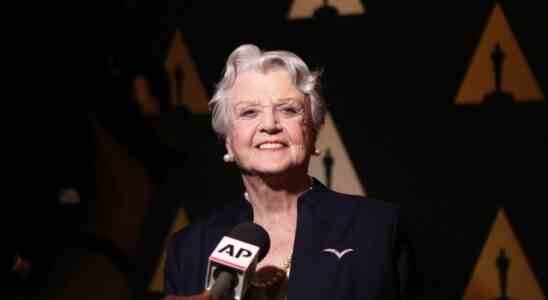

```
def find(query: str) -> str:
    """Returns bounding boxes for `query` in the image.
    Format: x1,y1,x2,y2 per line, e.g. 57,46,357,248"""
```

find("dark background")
12,0,547,299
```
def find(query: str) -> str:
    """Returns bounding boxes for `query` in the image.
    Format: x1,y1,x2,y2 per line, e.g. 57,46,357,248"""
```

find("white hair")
209,44,326,139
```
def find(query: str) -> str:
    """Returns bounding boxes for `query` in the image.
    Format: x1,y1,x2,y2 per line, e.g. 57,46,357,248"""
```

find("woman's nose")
260,109,281,133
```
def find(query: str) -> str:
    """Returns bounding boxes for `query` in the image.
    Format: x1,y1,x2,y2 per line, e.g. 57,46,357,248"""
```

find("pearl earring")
313,148,321,156
223,153,233,162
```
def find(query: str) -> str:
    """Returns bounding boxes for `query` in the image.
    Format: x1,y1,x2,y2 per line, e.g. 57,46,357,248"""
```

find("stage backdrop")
23,1,547,299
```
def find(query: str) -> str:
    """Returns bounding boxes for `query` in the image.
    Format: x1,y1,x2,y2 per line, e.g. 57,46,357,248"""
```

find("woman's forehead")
228,69,304,103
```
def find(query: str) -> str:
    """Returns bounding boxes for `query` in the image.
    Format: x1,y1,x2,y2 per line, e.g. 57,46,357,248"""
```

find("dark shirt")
165,178,418,299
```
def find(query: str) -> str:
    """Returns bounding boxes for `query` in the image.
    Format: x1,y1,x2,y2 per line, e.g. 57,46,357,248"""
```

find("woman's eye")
240,109,258,118
284,107,297,113
280,106,302,115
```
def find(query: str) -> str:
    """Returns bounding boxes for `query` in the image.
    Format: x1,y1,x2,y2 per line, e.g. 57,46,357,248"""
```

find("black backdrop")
16,1,547,299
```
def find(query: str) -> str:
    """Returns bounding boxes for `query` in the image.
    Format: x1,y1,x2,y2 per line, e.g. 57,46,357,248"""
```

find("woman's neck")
241,173,311,221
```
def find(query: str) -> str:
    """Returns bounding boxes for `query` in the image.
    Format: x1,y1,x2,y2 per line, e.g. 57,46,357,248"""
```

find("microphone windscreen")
227,222,270,261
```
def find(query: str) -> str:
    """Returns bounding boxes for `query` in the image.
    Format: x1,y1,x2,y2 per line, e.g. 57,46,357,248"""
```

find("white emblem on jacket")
322,248,354,259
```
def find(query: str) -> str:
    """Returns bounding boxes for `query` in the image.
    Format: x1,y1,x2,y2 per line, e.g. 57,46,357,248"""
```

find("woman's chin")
253,167,290,177
237,157,308,178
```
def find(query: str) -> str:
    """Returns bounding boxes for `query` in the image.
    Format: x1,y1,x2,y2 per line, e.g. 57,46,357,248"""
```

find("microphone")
205,222,270,300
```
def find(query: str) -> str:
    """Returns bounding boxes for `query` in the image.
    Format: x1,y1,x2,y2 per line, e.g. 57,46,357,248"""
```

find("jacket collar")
234,176,332,223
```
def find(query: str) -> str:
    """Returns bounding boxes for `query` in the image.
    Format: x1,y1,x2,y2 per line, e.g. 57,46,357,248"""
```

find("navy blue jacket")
165,179,418,299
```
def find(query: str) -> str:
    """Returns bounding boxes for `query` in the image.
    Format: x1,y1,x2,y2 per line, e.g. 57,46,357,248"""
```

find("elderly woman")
165,44,416,300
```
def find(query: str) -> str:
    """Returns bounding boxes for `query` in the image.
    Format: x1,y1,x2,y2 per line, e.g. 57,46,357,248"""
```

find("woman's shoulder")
331,190,397,209
310,181,400,220
310,177,397,207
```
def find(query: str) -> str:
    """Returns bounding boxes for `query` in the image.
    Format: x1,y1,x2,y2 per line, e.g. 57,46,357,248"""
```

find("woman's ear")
224,136,233,157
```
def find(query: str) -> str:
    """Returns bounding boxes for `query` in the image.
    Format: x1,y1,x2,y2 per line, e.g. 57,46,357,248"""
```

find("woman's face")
225,68,315,177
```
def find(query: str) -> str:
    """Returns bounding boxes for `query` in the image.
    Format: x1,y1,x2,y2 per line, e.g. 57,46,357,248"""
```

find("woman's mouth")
256,142,287,150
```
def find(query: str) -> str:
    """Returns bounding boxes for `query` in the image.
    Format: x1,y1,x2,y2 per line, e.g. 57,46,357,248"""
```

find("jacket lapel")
287,180,337,299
